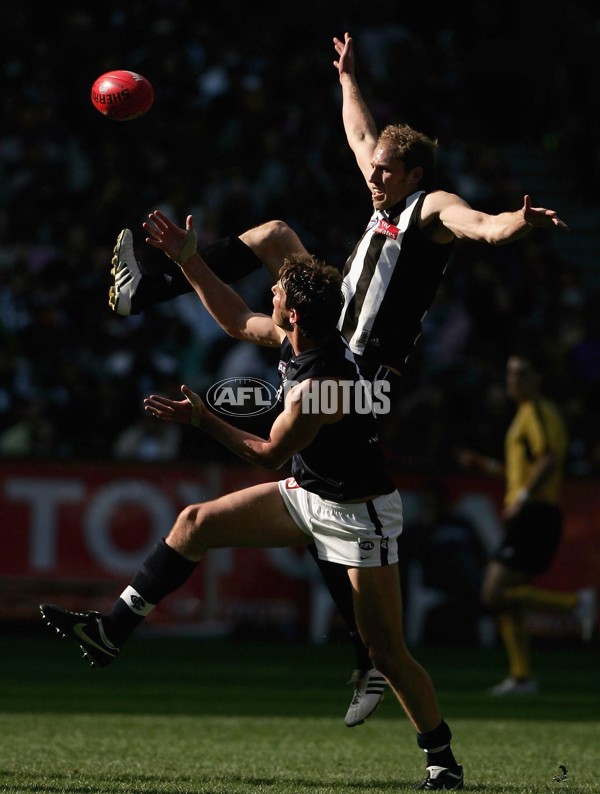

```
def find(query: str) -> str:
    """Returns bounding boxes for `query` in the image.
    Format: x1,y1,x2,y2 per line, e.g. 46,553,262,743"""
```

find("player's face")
271,281,293,331
368,145,415,209
506,356,539,402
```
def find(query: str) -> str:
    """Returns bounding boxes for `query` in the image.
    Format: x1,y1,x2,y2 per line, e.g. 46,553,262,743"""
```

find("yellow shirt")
504,398,568,508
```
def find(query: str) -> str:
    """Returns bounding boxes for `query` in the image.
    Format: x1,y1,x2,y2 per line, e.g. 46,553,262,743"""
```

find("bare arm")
520,451,557,497
459,449,505,478
145,380,341,470
144,210,282,347
333,32,378,184
498,450,557,520
428,192,569,245
459,447,556,486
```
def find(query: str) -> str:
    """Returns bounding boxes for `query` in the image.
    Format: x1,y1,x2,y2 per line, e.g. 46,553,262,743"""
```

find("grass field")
1,628,599,793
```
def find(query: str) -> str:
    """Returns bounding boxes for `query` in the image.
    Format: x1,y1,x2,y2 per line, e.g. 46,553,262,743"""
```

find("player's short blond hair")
377,124,439,190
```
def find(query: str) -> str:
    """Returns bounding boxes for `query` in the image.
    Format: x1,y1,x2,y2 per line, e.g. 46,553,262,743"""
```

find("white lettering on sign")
4,476,220,573
5,478,84,569
84,480,174,573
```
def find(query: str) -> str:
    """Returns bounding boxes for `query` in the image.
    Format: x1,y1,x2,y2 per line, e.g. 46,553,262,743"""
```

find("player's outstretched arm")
458,448,504,477
333,31,378,183
173,378,338,470
144,211,282,347
434,193,569,245
146,379,323,470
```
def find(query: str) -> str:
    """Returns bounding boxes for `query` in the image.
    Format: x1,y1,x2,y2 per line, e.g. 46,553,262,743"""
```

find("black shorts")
493,501,563,575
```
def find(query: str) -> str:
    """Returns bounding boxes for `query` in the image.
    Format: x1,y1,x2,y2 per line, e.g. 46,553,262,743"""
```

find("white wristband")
176,226,198,267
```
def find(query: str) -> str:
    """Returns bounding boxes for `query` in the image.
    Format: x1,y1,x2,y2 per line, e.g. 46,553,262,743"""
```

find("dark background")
2,0,599,474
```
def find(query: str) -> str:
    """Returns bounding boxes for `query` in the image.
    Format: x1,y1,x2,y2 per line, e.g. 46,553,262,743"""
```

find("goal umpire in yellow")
461,350,596,694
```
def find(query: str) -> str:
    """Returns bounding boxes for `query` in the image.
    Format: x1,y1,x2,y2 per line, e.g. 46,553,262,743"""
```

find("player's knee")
242,220,295,261
242,219,287,249
169,503,208,547
259,219,292,242
364,635,407,679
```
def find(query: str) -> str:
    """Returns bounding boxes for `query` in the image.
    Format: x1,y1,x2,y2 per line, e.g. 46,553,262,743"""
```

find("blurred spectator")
113,412,182,462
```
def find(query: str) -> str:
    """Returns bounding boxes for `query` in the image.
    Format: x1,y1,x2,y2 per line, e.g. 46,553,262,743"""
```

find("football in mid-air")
91,70,154,121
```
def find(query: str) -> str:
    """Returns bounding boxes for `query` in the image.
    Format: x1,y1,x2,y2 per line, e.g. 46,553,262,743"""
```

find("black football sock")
130,264,192,313
201,235,263,283
306,544,372,670
101,538,197,646
350,630,372,672
417,720,458,769
130,236,263,313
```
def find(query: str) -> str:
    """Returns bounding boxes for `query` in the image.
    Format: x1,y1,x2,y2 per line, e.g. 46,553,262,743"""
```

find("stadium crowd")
2,2,600,476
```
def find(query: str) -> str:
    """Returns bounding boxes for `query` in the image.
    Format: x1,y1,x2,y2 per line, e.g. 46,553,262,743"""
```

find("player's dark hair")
279,255,343,338
378,124,438,190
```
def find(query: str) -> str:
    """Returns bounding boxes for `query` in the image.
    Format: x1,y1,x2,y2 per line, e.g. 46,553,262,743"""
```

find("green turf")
1,631,599,793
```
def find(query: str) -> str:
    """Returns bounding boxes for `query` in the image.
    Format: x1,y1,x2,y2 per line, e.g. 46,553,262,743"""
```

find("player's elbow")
254,448,289,470
219,314,254,341
259,455,288,471
221,324,245,341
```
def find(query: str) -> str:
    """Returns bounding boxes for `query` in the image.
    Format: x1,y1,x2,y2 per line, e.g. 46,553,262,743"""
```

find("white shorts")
278,477,403,567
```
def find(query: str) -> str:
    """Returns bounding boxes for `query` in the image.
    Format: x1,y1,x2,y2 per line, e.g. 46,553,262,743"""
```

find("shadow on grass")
3,633,599,722
3,769,586,794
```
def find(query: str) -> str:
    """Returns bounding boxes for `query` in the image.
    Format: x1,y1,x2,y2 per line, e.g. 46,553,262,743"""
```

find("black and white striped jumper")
338,190,455,380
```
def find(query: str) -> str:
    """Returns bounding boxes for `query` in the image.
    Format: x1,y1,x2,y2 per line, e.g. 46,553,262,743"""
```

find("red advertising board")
1,461,312,638
1,462,598,641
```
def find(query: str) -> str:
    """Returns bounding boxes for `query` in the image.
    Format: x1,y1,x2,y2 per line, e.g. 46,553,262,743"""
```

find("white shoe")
109,229,142,316
417,764,464,790
575,588,597,642
344,667,386,727
490,676,539,696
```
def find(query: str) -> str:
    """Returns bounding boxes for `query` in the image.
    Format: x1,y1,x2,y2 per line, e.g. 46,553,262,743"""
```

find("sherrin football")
91,70,154,121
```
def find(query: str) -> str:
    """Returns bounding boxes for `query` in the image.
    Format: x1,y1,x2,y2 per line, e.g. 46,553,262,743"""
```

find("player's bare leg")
240,220,309,281
42,483,307,665
109,219,308,315
350,564,463,789
349,564,441,731
166,482,308,560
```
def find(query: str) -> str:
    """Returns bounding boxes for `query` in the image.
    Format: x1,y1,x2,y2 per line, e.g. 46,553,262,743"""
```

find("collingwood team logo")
206,377,279,417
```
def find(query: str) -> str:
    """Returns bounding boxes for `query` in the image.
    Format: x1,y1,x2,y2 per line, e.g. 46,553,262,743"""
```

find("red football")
91,70,154,121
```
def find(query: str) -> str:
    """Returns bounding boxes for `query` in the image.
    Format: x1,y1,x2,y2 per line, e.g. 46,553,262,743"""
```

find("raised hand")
144,384,205,428
522,195,569,231
143,211,198,265
333,31,355,79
